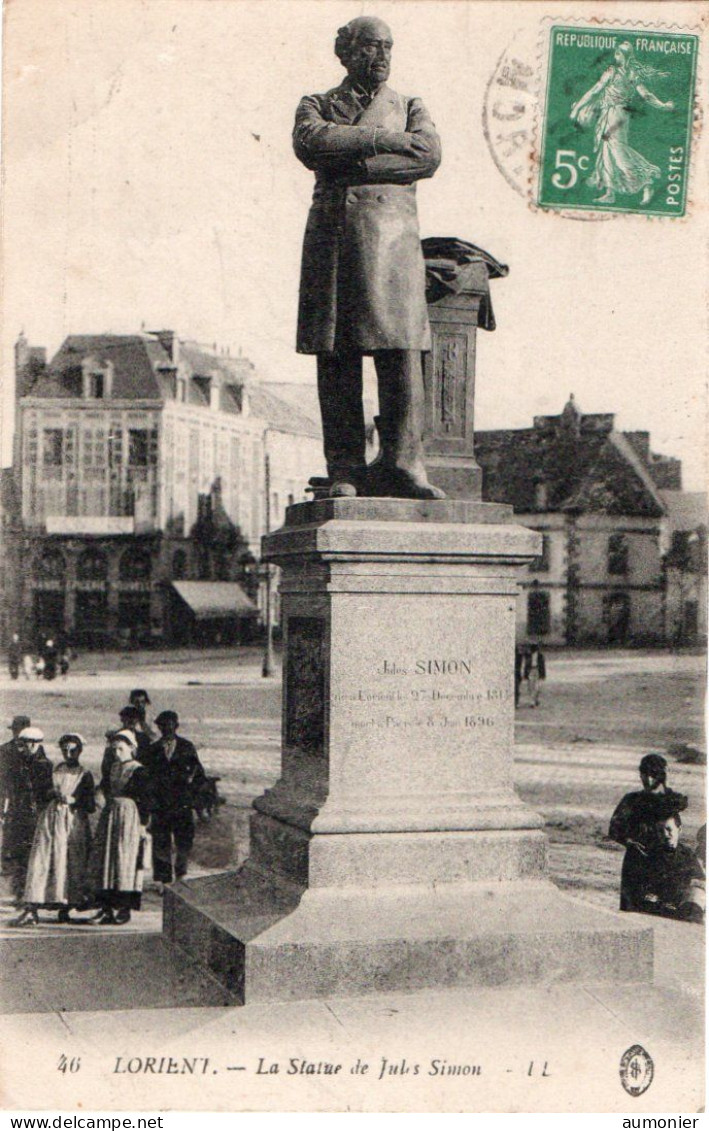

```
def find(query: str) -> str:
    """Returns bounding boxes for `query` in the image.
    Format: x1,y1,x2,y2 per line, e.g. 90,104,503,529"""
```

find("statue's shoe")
367,465,446,500
329,480,358,498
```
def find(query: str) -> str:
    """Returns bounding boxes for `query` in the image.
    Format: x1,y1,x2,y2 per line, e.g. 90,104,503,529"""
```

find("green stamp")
539,27,698,216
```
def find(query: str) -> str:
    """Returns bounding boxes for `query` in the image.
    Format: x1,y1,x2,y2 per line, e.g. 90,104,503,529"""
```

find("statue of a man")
293,16,445,500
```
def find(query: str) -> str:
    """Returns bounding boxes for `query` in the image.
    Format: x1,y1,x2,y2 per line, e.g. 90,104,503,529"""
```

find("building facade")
8,330,324,647
475,397,687,647
661,490,708,646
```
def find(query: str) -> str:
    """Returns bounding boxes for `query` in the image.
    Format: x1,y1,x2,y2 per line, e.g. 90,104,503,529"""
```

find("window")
172,549,187,580
608,533,629,576
77,549,108,582
119,549,152,582
43,429,64,466
36,548,66,582
89,372,104,399
529,533,550,572
605,591,630,644
128,429,149,466
177,377,187,403
527,589,550,636
118,592,151,632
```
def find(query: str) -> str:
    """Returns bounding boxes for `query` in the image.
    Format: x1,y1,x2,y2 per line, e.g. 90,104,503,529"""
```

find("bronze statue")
293,16,445,500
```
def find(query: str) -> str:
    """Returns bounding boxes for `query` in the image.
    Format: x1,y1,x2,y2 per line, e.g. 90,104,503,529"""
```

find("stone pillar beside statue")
421,237,509,501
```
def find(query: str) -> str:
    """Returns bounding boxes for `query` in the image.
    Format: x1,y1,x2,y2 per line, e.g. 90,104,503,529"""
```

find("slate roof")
475,405,667,518
27,335,172,400
249,385,321,439
21,333,320,438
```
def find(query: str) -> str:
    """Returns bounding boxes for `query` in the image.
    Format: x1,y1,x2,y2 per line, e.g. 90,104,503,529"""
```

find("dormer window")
82,357,113,399
89,372,104,399
534,481,548,510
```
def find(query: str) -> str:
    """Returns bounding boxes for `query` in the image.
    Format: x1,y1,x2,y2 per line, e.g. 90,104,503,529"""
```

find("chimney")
15,332,47,397
151,330,178,363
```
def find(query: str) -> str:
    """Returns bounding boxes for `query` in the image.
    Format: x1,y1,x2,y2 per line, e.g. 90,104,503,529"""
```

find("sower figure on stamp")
294,16,445,500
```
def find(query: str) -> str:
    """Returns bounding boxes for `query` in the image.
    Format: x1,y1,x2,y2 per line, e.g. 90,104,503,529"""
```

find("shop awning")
171,581,257,620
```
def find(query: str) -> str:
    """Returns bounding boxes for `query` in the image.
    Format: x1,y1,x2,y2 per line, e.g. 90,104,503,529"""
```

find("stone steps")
0,930,237,1014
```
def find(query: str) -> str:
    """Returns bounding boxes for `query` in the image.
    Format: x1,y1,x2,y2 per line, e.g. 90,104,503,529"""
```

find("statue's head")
335,16,393,90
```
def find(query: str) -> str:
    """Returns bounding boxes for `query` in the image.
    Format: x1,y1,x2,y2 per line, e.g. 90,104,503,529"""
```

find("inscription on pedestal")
286,616,325,752
332,656,512,733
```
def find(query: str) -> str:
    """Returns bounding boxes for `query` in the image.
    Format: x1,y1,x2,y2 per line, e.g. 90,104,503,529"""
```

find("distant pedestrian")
0,722,53,902
21,653,34,681
147,711,206,884
59,650,70,679
524,643,546,707
8,634,21,680
90,730,152,925
609,753,688,912
42,639,58,681
34,655,45,680
10,734,95,927
514,645,526,708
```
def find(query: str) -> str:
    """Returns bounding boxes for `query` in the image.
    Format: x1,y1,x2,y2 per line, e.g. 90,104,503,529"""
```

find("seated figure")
609,753,688,912
640,809,705,923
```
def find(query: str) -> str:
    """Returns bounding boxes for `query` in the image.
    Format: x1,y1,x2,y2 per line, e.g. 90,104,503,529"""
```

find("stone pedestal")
164,500,652,1002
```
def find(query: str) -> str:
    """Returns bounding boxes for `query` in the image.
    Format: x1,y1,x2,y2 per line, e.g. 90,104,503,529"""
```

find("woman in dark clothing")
90,730,152,925
609,753,687,911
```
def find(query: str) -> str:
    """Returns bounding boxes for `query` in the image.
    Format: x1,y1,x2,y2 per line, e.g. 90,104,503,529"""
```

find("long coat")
144,735,206,817
293,78,441,355
0,740,53,861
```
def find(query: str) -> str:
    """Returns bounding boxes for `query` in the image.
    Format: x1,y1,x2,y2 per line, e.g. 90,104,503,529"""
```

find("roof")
661,490,708,532
475,407,667,518
171,581,256,619
266,381,376,429
25,335,172,400
248,385,321,439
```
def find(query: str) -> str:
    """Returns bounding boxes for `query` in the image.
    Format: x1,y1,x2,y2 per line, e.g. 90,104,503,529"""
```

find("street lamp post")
262,453,274,678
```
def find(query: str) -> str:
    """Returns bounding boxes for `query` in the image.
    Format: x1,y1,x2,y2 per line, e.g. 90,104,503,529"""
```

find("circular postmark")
482,27,540,202
620,1044,654,1098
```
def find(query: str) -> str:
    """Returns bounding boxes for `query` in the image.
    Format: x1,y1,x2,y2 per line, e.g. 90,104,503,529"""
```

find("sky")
2,0,707,488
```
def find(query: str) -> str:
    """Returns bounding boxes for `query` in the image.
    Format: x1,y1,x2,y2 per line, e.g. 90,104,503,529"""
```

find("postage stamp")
538,27,699,217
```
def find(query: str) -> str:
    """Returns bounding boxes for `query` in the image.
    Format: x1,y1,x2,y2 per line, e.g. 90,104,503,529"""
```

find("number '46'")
551,149,590,189
57,1054,81,1074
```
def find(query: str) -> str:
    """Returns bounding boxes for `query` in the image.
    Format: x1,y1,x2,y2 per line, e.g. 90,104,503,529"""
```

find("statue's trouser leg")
374,349,426,475
317,351,367,482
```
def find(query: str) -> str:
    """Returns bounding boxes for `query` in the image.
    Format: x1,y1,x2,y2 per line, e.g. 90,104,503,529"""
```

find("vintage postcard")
0,0,706,1116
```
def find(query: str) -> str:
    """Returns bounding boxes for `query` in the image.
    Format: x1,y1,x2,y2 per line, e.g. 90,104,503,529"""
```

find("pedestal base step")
164,870,653,1004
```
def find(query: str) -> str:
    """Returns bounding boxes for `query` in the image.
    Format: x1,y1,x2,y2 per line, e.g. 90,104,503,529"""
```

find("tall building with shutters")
8,330,323,647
